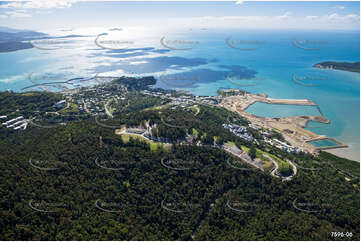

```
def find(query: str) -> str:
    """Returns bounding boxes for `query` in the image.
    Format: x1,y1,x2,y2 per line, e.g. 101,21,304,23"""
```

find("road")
263,154,280,178
82,98,90,113
263,154,297,181
104,98,114,118
223,145,263,171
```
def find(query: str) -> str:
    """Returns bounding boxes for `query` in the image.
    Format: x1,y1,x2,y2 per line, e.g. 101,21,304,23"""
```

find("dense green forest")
114,76,157,90
0,91,62,116
0,90,359,240
313,61,360,73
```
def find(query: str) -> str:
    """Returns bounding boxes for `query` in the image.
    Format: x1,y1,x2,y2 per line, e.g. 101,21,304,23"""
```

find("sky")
0,1,360,31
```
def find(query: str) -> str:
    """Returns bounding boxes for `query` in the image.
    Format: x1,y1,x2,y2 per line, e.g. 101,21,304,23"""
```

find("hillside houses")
222,123,254,142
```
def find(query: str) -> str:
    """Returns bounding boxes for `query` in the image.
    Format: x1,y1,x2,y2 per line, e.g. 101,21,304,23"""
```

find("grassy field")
144,102,172,111
120,133,165,152
226,141,236,146
60,103,78,114
239,145,249,152
201,132,207,139
188,105,200,115
268,153,293,175
238,144,290,173
21,92,37,96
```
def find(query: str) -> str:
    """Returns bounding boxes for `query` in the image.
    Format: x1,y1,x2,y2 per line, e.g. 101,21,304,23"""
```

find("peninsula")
313,61,360,73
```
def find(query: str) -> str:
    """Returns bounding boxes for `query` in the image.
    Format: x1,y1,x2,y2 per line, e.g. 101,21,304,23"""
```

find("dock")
263,98,317,106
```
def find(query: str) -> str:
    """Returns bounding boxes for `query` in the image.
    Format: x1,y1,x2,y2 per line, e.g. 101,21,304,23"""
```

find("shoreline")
217,90,350,159
313,61,360,73
5,78,359,163
326,148,360,162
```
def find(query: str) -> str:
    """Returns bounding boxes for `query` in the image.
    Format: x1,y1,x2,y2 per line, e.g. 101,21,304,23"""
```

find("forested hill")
313,61,360,73
0,92,359,240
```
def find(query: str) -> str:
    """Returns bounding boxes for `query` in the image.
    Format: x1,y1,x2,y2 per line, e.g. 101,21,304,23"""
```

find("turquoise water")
0,28,359,160
175,30,360,161
310,139,339,147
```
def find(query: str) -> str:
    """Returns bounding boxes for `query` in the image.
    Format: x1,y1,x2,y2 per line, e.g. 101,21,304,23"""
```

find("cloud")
235,0,244,4
5,9,31,18
305,16,318,20
168,12,359,30
0,0,81,9
0,14,8,19
328,13,360,22
328,13,339,20
344,14,360,21
277,11,292,20
334,5,345,10
0,74,26,83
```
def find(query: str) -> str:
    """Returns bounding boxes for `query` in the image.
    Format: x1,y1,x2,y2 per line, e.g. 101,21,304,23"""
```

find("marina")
219,90,348,155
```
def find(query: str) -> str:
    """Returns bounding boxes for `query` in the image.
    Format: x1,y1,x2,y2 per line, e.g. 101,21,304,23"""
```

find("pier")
263,98,317,106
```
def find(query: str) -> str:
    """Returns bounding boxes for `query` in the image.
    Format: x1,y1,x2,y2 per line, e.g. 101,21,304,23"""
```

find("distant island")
0,41,33,53
0,26,89,53
313,61,360,73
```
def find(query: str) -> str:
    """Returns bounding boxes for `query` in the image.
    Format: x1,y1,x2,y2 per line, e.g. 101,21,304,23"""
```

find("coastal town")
0,78,346,159
218,89,347,155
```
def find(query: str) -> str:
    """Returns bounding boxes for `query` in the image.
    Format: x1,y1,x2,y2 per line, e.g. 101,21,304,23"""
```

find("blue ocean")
0,28,359,160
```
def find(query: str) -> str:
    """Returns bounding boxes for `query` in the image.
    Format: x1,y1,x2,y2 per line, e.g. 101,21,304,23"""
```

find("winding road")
263,154,297,181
